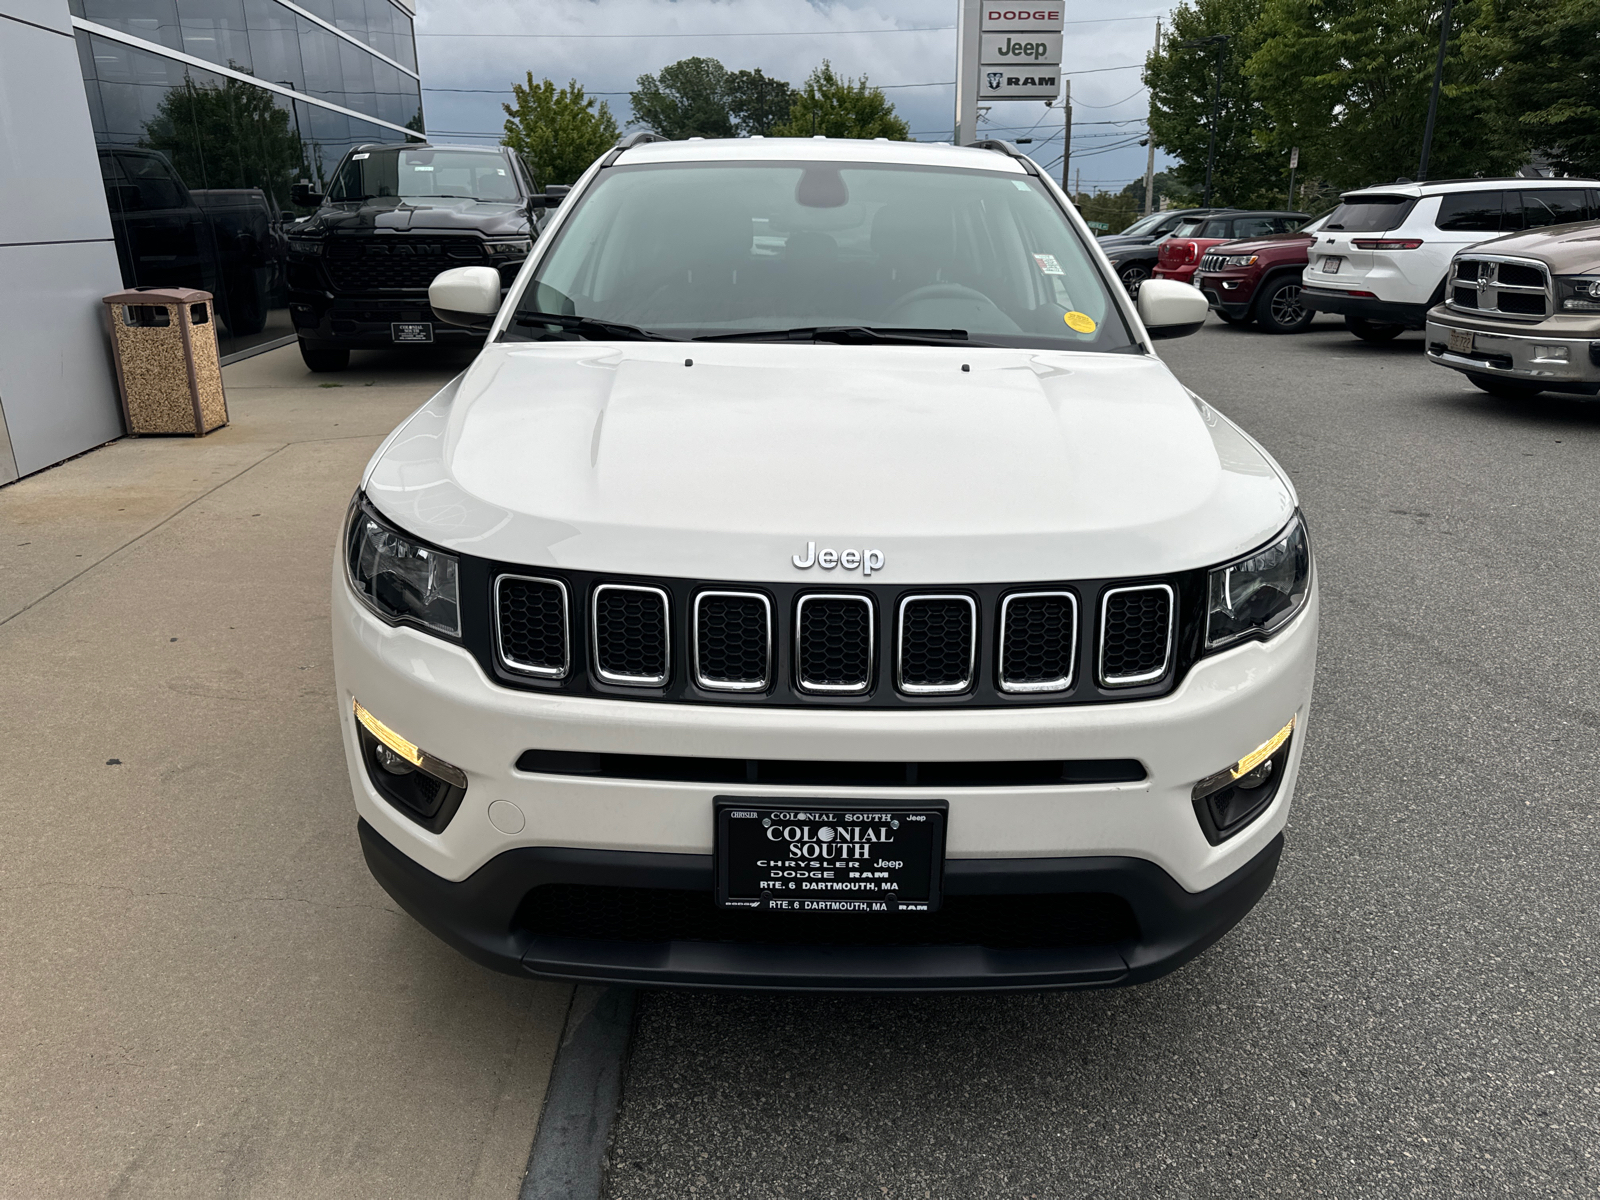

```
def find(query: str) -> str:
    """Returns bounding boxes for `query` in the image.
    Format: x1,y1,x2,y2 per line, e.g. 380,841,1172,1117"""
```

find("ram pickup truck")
286,142,551,371
1424,220,1600,398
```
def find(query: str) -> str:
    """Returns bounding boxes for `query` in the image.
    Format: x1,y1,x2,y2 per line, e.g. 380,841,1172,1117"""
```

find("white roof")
617,136,1028,174
1343,177,1600,198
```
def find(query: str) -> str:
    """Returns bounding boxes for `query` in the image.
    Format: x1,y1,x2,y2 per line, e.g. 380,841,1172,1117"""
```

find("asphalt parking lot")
603,316,1600,1199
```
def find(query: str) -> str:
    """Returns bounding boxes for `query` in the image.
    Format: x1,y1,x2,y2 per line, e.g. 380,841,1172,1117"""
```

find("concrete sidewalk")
0,346,570,1198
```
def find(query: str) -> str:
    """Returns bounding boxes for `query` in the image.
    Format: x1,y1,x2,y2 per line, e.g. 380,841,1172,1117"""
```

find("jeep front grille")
495,575,569,678
999,591,1078,693
795,594,874,693
1199,254,1225,272
897,595,976,695
1099,584,1174,686
592,584,670,686
693,591,771,691
1446,256,1550,320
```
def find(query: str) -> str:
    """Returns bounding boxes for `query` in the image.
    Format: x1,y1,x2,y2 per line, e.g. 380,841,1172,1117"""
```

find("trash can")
103,287,229,436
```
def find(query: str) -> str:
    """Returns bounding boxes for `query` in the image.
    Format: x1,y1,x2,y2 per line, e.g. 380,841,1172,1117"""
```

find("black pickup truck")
286,142,554,371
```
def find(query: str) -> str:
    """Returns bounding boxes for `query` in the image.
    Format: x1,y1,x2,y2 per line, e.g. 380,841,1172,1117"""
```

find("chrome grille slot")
1099,584,1174,687
1199,254,1225,272
897,595,976,695
694,591,772,692
1448,256,1550,319
795,594,874,694
999,591,1077,693
592,584,670,686
495,575,569,678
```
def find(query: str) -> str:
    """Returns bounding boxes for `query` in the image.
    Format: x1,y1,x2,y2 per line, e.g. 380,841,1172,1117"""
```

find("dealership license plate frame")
1447,328,1474,354
1322,255,1344,274
391,322,434,344
714,797,947,915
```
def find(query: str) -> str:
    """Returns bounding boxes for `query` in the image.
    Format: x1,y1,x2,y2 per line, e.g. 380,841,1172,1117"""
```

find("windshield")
1117,211,1168,237
330,148,519,203
511,160,1136,351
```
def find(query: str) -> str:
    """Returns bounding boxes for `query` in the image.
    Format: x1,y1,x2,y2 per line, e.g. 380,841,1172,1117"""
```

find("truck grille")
489,574,1186,705
324,237,486,292
796,595,875,693
897,595,976,694
1446,256,1550,320
592,584,670,685
1099,584,1174,686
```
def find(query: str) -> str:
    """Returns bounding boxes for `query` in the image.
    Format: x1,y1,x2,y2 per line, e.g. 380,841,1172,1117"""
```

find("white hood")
362,342,1295,584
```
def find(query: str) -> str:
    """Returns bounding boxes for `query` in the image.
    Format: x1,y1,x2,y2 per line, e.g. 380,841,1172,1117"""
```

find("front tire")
1256,278,1315,333
1468,373,1544,399
299,339,349,373
1345,316,1404,343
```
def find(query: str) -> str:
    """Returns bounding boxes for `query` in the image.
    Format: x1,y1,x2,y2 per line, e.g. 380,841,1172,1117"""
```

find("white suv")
1302,179,1600,341
333,135,1317,992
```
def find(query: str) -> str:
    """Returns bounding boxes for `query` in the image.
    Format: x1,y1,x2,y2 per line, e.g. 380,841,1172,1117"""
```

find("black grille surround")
796,594,876,693
693,591,771,691
495,575,569,679
898,594,977,694
1100,584,1175,686
450,558,1206,708
323,235,492,293
592,584,670,685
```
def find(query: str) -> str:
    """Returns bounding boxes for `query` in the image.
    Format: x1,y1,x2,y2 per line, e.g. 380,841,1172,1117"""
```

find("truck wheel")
1345,316,1404,342
1468,374,1544,399
1118,263,1151,297
299,339,349,373
1256,278,1315,333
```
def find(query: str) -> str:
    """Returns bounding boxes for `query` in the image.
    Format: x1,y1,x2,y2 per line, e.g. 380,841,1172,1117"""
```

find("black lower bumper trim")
358,819,1283,992
1301,286,1428,329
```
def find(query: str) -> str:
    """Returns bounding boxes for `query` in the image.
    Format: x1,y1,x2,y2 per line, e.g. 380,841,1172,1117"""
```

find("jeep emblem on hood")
793,542,884,575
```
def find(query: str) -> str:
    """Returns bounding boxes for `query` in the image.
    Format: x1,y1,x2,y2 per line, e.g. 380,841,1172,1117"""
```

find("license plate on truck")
1448,329,1474,354
391,322,433,343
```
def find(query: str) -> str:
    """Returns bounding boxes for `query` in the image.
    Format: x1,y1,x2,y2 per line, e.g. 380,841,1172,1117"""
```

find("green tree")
1120,170,1196,214
770,62,910,140
1075,190,1141,232
501,75,618,186
726,68,798,136
1247,0,1518,189
141,75,303,207
631,57,734,139
1144,0,1281,208
1489,0,1600,177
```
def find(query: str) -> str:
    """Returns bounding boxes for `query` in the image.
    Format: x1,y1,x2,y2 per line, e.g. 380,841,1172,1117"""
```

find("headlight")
1222,254,1258,268
1205,516,1311,651
1558,275,1600,311
484,238,532,258
286,237,324,257
345,498,460,637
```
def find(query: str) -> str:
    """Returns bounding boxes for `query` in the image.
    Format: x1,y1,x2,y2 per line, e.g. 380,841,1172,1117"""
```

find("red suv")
1152,211,1308,290
1195,216,1327,333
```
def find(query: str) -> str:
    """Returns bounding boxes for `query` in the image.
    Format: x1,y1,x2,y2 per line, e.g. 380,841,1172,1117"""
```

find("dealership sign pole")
955,4,1064,144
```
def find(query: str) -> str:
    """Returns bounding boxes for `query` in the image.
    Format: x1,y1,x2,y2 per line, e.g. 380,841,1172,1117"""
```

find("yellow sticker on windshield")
1064,311,1097,333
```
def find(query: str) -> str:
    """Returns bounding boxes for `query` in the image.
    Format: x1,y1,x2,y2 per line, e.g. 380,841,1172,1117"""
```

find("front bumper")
1301,286,1428,329
1424,311,1600,395
360,817,1286,991
1151,265,1198,285
288,290,488,348
1198,270,1259,318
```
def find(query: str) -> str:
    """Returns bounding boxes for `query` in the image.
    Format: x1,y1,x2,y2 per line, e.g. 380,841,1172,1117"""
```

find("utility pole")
1061,79,1071,192
1179,34,1230,208
953,0,981,143
1075,167,1081,200
1144,21,1160,216
1417,0,1454,181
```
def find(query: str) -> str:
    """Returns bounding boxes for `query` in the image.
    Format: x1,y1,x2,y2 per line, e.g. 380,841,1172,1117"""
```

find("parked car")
1153,211,1309,289
1301,179,1600,342
1098,207,1240,295
335,133,1317,993
1195,216,1327,333
98,148,283,337
1423,221,1600,398
285,142,550,372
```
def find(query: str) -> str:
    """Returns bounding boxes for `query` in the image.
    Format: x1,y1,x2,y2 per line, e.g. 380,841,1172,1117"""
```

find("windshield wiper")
510,311,683,342
696,326,993,347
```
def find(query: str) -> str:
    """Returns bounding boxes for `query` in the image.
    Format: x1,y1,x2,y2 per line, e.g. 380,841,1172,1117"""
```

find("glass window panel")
338,35,379,121
244,0,304,91
175,0,253,73
362,0,396,62
332,0,366,36
1521,189,1588,229
1435,191,1504,232
295,0,334,21
75,0,183,51
296,14,346,108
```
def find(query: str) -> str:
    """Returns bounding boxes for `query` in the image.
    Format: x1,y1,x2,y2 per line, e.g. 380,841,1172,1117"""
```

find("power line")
1074,87,1149,109
426,80,955,94
416,25,957,38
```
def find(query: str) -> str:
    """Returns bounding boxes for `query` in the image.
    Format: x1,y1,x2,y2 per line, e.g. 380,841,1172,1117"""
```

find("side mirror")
291,182,324,208
1136,278,1209,340
527,184,571,210
430,266,502,330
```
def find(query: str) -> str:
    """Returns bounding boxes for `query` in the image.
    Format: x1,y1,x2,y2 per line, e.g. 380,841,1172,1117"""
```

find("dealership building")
0,0,423,483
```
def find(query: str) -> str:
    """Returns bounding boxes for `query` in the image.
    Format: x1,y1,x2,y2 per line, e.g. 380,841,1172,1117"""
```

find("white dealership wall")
0,0,126,484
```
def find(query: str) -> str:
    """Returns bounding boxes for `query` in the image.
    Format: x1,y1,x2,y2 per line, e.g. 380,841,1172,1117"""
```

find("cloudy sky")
413,0,1178,193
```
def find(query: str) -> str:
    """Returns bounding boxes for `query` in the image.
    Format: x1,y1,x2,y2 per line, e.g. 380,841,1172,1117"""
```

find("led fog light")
1192,716,1295,845
352,699,468,832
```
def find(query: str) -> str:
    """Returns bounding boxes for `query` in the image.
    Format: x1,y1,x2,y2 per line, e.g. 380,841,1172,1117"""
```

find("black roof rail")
962,139,1040,177
601,129,670,167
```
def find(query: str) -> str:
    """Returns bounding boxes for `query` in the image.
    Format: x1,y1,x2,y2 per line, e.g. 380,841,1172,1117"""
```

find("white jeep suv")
1302,179,1600,341
333,134,1318,991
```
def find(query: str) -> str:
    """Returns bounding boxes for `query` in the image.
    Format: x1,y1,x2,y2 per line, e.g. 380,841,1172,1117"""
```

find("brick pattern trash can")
103,287,229,436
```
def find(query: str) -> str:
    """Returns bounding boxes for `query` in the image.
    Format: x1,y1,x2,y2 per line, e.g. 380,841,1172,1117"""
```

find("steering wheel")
882,282,996,321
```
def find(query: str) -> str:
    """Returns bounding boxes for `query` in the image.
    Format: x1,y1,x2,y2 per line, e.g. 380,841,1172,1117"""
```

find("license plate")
1322,256,1343,274
714,798,947,914
1448,328,1474,354
391,322,433,343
